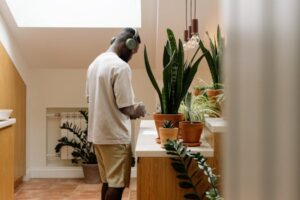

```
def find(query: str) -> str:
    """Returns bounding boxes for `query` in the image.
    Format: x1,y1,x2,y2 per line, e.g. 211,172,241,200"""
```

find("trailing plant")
55,110,97,164
165,140,223,200
162,120,175,128
199,25,225,90
181,93,220,123
144,28,205,114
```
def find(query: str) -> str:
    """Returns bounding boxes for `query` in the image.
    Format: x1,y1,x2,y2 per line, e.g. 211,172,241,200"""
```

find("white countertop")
135,120,214,157
0,118,16,129
205,117,226,133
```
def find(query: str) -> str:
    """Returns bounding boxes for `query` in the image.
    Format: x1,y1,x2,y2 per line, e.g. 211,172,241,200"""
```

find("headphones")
110,28,139,50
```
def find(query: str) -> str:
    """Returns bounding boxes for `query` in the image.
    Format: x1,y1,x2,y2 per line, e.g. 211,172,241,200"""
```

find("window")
5,0,141,28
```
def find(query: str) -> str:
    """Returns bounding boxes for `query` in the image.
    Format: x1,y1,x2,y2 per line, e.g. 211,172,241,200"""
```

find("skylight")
5,0,141,28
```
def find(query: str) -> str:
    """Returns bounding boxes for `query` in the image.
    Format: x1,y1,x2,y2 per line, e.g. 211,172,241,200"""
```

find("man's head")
111,28,141,62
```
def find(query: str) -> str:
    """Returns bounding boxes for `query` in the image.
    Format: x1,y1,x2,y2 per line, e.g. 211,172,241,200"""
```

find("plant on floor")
164,140,223,200
54,110,97,164
144,28,205,114
199,25,225,90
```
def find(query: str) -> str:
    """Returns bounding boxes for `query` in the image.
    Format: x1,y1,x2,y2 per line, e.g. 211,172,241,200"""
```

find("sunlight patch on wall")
5,0,141,28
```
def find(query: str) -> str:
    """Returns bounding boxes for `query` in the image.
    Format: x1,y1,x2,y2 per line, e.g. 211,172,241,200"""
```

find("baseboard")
27,167,137,179
29,167,84,178
131,166,137,178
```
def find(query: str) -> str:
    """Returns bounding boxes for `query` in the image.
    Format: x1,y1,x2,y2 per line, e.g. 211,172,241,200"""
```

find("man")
86,28,146,200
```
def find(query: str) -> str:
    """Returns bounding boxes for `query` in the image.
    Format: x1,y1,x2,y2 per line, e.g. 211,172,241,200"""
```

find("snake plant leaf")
174,40,184,109
199,40,218,86
166,28,177,53
217,25,222,48
181,54,205,102
189,43,202,66
179,181,194,189
178,39,184,67
184,193,201,200
163,45,170,68
166,41,172,57
161,87,167,114
170,64,178,111
144,46,163,112
206,31,217,60
163,50,176,113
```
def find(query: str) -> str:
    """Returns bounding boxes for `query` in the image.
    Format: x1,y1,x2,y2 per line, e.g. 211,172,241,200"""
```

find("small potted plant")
159,120,178,148
199,25,225,100
144,28,205,141
179,93,219,146
55,110,99,184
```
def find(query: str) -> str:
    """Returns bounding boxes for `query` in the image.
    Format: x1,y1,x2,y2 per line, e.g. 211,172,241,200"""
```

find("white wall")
27,67,156,177
27,69,87,177
0,13,29,84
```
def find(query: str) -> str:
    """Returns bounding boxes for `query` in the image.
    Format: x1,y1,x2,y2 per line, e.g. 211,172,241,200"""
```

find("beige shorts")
94,144,132,188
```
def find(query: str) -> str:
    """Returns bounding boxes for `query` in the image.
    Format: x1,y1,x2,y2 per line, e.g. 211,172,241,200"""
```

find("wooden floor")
14,178,137,200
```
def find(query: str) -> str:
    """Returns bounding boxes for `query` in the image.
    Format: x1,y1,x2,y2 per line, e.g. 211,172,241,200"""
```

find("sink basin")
0,109,13,121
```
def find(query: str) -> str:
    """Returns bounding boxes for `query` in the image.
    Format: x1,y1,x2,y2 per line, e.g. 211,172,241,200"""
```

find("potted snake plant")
199,25,225,100
144,28,205,142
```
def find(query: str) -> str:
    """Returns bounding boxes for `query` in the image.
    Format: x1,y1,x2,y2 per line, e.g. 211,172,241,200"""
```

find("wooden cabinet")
0,125,14,200
137,157,213,200
135,120,214,200
0,42,26,188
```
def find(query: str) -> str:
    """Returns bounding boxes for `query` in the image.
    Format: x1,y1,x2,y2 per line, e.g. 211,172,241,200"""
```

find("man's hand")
119,102,146,119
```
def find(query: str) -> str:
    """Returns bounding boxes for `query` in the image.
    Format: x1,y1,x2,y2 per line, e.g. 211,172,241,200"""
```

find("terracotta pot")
193,88,201,96
159,127,178,148
153,113,184,139
206,89,223,101
179,121,203,144
82,163,100,184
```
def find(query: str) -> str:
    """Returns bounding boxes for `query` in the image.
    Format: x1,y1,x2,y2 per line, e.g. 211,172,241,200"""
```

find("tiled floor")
14,178,137,200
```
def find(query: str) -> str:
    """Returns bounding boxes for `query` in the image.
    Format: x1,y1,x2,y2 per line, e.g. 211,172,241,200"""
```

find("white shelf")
135,120,214,158
205,117,226,133
0,118,16,129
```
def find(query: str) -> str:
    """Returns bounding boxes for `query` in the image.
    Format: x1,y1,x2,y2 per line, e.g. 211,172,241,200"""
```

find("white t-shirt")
86,52,135,144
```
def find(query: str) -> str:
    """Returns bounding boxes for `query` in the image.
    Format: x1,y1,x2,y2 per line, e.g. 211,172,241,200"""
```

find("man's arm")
119,102,146,119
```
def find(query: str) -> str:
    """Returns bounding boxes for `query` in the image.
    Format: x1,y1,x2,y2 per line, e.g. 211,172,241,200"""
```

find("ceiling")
0,0,158,69
0,0,219,69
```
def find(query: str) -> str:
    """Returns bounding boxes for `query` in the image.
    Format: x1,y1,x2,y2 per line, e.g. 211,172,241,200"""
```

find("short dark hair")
115,27,141,44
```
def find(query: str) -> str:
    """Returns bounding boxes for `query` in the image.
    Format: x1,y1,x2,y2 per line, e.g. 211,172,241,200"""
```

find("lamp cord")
186,0,188,30
194,0,196,18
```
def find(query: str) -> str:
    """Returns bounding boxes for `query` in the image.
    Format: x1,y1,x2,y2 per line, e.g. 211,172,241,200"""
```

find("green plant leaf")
144,46,163,112
199,40,218,88
166,28,177,53
181,54,205,101
179,181,193,189
177,174,190,180
163,44,171,68
184,193,201,200
171,163,186,173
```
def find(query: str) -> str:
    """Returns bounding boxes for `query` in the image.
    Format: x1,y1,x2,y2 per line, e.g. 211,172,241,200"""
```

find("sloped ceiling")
0,0,219,70
0,0,157,69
